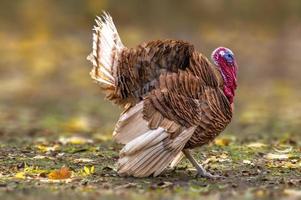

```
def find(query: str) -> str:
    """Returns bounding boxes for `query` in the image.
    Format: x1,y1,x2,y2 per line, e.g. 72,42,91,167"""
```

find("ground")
0,107,300,200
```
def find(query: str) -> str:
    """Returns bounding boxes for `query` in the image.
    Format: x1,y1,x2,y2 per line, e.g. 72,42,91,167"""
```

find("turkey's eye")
224,53,234,63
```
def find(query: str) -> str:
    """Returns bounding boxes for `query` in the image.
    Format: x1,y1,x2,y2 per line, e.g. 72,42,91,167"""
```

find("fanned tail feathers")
87,11,124,90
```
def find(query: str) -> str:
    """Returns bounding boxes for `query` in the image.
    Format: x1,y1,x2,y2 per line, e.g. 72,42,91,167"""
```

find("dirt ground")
0,115,300,200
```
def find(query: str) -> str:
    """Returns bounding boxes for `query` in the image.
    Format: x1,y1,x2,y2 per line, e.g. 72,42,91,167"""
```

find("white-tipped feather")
120,128,166,156
117,126,196,177
170,152,184,168
87,11,124,87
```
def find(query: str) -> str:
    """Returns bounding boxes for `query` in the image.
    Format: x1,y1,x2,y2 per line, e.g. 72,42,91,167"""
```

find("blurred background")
0,0,300,140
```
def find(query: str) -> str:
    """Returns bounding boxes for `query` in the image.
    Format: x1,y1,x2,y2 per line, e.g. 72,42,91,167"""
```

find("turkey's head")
211,47,238,104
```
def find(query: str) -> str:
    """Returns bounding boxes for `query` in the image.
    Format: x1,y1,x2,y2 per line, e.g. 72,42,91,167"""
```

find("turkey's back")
110,40,195,105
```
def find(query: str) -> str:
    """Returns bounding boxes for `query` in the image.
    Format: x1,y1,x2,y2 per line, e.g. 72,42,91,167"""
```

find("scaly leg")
182,149,222,179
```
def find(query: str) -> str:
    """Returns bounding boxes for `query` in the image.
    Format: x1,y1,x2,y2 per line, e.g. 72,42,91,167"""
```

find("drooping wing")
114,72,231,177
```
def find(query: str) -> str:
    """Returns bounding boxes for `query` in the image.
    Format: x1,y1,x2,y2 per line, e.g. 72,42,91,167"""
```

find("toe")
196,172,224,179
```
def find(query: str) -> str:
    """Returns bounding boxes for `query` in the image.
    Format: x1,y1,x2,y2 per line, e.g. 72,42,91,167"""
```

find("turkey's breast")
185,88,232,148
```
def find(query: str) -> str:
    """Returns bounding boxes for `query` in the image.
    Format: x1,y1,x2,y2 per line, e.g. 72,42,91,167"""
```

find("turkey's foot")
183,149,224,179
195,167,224,179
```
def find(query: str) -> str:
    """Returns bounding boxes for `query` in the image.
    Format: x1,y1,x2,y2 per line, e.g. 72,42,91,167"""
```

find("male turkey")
87,12,238,178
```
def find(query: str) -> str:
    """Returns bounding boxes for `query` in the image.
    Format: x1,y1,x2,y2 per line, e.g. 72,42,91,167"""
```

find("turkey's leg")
182,149,222,179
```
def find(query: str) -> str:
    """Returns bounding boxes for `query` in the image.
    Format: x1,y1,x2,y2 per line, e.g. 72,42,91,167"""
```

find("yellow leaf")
15,172,26,179
283,189,301,197
214,138,231,146
80,166,95,176
59,136,93,145
84,166,90,174
282,161,301,169
36,144,60,152
255,190,265,198
62,116,90,132
48,167,71,180
90,166,95,174
94,134,111,142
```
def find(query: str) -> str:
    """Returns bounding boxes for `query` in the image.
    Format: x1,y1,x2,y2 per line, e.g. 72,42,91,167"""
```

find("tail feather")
87,11,124,89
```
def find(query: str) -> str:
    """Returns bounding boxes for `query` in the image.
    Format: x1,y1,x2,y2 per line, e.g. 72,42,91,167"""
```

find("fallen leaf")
15,172,26,179
283,189,301,197
214,138,231,146
93,134,112,142
62,116,90,132
243,159,254,166
265,153,291,160
40,178,73,183
73,158,94,163
203,156,218,164
282,161,301,169
247,142,267,148
36,144,60,152
59,136,93,145
273,145,293,153
33,155,47,159
80,166,95,176
255,190,266,198
48,167,71,180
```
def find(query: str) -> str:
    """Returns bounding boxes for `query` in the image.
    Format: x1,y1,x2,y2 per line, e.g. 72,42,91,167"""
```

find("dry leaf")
36,144,60,152
74,158,94,163
33,155,47,159
48,167,71,180
282,161,301,169
273,145,293,153
265,153,291,160
243,160,254,166
283,189,301,197
247,142,267,148
59,136,93,145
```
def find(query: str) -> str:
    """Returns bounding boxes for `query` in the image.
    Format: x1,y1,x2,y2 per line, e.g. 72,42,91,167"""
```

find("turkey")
87,12,238,178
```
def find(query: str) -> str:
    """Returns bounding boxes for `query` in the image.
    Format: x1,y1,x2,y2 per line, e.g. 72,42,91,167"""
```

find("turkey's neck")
223,84,236,104
220,68,237,104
